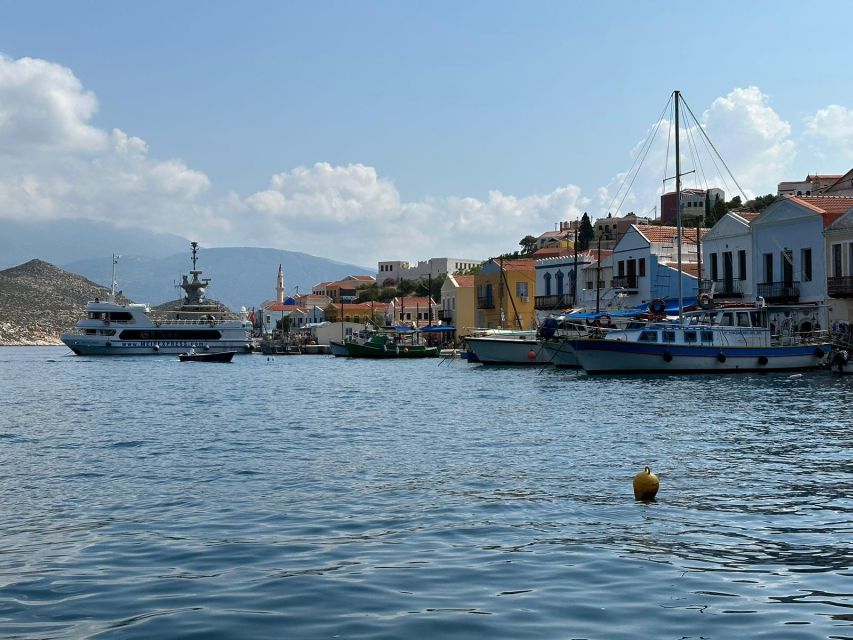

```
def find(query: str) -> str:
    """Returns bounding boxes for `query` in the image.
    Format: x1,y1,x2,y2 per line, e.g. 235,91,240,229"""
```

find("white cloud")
597,87,799,217
0,53,211,234
2,54,852,268
233,163,589,265
803,105,853,162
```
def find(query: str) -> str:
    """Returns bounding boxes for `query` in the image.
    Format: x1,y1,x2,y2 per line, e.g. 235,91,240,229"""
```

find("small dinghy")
178,350,236,363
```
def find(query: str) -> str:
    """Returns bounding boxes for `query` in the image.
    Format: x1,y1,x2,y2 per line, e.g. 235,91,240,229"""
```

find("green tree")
727,195,742,210
355,283,380,303
744,193,776,212
578,212,595,251
519,234,538,255
707,194,728,227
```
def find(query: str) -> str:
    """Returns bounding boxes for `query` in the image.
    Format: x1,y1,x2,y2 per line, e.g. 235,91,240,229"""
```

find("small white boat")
464,330,547,365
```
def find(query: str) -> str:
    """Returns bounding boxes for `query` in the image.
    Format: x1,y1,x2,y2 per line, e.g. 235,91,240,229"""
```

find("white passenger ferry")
61,242,252,356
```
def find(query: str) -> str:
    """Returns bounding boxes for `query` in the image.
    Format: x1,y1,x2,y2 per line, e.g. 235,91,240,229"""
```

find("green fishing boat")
344,333,439,359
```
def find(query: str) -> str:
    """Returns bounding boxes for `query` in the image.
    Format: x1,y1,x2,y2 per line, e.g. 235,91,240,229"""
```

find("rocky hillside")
0,260,130,345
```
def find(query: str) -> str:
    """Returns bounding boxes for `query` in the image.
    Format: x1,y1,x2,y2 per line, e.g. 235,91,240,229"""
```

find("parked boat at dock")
61,243,253,356
569,303,830,374
344,331,439,358
463,330,546,365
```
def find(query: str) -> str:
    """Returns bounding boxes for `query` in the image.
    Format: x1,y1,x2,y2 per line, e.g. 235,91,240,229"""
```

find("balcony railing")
757,281,800,303
828,276,853,298
611,275,638,290
535,293,574,309
477,297,494,309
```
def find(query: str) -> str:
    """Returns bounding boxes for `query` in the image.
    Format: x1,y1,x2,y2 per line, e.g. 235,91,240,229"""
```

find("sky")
2,0,853,268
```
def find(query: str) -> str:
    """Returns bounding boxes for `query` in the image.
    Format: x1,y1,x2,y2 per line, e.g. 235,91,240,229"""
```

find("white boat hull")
570,340,830,374
465,336,550,365
60,334,252,356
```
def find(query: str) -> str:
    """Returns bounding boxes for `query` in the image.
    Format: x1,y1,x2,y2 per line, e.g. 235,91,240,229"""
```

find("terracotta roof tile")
789,195,853,227
638,226,703,244
452,275,475,287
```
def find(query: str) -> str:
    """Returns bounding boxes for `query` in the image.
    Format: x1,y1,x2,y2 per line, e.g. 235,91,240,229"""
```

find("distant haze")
2,219,373,309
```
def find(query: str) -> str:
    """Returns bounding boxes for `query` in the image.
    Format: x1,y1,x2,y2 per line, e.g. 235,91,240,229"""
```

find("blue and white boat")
61,243,253,356
568,303,830,374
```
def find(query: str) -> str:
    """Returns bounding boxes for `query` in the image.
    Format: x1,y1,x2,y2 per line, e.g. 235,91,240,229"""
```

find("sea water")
0,346,851,639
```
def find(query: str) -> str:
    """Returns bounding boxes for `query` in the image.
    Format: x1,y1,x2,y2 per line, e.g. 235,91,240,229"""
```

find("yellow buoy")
633,466,660,501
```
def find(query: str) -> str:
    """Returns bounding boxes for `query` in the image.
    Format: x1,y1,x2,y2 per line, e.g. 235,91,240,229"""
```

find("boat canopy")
419,325,455,333
557,297,698,321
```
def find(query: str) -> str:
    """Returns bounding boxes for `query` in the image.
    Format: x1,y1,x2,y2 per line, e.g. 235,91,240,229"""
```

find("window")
720,313,734,326
618,260,625,276
833,244,843,278
544,272,552,296
516,281,528,298
710,253,718,281
738,250,747,280
662,331,676,342
639,331,658,342
556,271,564,295
684,331,698,343
736,312,751,327
764,253,774,283
639,258,646,277
701,330,714,342
801,248,812,282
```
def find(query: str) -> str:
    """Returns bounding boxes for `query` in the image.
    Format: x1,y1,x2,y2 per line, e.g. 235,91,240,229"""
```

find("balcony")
828,276,853,298
611,275,639,291
757,281,800,303
535,293,574,309
477,297,494,309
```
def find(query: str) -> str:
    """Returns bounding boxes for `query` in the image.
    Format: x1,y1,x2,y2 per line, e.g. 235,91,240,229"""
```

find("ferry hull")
60,335,252,356
464,337,550,365
570,340,831,374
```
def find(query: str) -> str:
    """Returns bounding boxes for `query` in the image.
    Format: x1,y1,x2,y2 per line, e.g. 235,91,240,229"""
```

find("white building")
701,211,758,300
377,257,481,285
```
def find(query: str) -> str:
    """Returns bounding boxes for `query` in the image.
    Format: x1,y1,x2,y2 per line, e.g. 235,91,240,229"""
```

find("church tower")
276,264,285,303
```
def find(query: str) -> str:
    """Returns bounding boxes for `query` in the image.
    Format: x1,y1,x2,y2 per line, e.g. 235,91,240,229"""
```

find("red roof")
789,195,853,227
638,225,704,244
398,296,434,306
452,275,475,287
497,258,536,271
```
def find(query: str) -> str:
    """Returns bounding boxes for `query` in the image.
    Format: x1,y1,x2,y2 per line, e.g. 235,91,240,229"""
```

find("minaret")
276,264,285,303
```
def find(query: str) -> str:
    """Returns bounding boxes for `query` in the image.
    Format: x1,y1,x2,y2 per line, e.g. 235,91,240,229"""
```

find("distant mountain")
0,219,189,268
0,260,131,345
63,246,375,309
0,219,375,309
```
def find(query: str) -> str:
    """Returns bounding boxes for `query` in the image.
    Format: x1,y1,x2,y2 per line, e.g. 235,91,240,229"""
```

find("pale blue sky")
1,1,852,263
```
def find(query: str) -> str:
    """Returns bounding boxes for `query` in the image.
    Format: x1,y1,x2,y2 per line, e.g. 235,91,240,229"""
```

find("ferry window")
720,313,734,326
701,330,714,342
750,312,761,327
684,331,697,343
639,331,658,342
662,331,676,342
736,312,751,327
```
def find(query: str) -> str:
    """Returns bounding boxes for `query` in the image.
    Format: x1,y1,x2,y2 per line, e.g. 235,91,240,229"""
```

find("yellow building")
440,274,476,337
474,258,536,329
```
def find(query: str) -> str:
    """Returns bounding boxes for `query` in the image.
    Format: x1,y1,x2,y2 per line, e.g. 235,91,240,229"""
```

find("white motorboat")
61,243,253,356
463,330,547,365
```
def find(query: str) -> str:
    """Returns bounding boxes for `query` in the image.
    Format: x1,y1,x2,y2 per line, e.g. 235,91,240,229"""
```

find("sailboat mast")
674,90,683,322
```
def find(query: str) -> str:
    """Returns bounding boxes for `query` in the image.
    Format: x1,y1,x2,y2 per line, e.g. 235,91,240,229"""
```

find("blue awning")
419,325,455,332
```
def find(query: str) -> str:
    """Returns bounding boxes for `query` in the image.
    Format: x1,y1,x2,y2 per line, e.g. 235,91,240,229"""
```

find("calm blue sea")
1,346,851,639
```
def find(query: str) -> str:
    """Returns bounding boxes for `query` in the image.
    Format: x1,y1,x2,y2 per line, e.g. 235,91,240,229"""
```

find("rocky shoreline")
0,259,130,347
